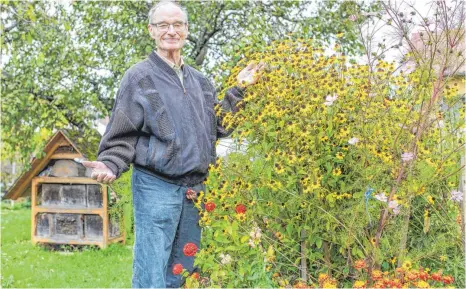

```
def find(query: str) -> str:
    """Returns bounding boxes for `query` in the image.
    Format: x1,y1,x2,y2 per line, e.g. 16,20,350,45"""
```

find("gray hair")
148,0,189,24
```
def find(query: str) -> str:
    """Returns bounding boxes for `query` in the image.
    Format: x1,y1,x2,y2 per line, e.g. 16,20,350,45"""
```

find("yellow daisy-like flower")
235,213,247,222
427,195,435,205
402,260,412,271
320,135,329,142
335,152,344,160
332,168,342,176
310,180,321,190
274,163,285,174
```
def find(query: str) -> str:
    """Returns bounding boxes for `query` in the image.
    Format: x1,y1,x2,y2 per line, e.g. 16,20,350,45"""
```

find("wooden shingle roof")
3,130,100,200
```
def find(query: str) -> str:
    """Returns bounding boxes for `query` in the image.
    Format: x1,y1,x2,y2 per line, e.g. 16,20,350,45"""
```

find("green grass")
1,207,133,288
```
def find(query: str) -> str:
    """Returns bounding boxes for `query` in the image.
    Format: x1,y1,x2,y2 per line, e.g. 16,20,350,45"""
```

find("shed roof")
3,130,100,200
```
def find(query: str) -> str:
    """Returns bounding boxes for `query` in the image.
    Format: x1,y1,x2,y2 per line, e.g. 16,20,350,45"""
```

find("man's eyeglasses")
151,22,186,32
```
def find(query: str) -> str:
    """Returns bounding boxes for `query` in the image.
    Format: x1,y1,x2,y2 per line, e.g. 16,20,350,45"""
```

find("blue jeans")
131,168,203,288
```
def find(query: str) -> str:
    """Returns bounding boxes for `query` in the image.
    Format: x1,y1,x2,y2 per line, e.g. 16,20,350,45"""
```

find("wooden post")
102,185,108,249
31,178,38,245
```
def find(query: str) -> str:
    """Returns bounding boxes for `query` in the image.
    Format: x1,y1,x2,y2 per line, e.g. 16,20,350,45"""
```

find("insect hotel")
4,130,125,248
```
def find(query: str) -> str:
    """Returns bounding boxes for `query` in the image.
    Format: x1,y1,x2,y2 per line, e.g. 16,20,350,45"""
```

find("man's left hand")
237,62,265,88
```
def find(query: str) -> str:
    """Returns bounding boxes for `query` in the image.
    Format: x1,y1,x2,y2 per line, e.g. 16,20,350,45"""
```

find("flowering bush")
189,35,464,288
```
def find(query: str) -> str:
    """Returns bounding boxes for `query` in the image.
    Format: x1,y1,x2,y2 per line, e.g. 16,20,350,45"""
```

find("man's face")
148,4,188,53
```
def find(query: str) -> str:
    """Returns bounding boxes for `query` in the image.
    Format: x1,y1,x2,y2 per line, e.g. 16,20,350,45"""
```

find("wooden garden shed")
4,130,125,248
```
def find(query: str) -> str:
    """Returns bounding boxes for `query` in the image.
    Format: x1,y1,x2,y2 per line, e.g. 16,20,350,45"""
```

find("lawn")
1,205,133,288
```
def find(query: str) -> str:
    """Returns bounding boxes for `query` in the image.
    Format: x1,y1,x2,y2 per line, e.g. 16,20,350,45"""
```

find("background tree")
1,0,377,166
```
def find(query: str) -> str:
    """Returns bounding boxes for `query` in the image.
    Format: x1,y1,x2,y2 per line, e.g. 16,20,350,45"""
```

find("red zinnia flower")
183,242,198,257
172,263,183,275
442,275,454,285
191,272,200,280
205,202,216,212
418,270,429,281
235,204,246,214
431,272,442,281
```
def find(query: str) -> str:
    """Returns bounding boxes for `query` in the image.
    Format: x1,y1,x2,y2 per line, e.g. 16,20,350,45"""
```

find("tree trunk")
300,233,307,281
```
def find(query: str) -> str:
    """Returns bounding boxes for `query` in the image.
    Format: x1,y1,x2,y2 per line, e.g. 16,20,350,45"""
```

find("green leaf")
316,238,323,249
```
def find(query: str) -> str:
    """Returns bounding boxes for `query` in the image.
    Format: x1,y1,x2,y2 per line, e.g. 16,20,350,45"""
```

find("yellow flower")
416,281,429,288
353,280,366,288
235,213,246,222
332,168,342,176
322,280,337,288
402,260,412,271
335,152,344,160
274,163,285,174
427,195,435,205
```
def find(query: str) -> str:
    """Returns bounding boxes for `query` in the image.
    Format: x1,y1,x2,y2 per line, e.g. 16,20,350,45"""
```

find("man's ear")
148,24,156,40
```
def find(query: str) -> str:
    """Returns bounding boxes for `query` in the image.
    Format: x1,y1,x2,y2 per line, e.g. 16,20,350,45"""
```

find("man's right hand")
81,161,116,184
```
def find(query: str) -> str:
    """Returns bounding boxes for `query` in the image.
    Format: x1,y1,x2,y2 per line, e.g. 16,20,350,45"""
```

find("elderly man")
82,1,262,288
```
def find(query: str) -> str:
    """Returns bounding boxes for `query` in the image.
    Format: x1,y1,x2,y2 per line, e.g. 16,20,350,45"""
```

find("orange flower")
395,267,405,275
354,259,367,270
407,270,419,281
371,269,383,280
322,280,337,288
390,278,402,288
293,280,308,288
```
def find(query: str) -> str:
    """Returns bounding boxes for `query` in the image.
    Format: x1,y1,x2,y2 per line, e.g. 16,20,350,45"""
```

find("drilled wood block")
54,213,83,238
36,213,51,237
40,184,62,206
84,215,103,240
60,185,87,207
87,185,102,208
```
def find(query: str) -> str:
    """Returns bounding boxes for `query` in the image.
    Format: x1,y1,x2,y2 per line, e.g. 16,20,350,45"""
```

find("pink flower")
324,94,338,106
374,193,387,202
348,137,359,145
401,152,414,162
450,190,463,202
349,15,358,21
388,200,401,215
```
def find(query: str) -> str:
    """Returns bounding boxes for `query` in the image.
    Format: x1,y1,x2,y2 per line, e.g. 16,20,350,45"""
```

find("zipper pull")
184,88,187,95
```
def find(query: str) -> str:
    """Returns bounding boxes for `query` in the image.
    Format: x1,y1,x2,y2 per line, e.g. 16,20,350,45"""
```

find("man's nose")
167,25,176,34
